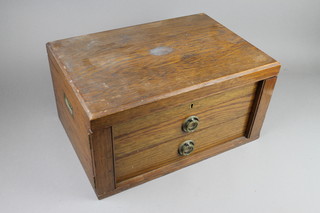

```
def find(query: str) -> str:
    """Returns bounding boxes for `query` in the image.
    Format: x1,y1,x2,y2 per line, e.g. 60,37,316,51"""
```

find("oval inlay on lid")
150,46,173,56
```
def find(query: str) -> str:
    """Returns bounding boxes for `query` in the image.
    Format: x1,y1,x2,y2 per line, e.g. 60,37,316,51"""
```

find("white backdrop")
1,0,319,212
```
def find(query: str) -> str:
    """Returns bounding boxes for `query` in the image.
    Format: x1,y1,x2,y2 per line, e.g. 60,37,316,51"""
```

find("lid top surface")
48,13,277,118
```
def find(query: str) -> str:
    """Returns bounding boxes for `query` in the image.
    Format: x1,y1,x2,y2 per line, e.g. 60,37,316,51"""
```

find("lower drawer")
113,82,258,183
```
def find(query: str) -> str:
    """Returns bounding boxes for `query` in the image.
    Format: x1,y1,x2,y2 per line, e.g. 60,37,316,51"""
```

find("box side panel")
48,51,95,188
246,77,278,138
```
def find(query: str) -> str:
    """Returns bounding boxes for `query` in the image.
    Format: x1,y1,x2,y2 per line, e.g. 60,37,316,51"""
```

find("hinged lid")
47,13,279,120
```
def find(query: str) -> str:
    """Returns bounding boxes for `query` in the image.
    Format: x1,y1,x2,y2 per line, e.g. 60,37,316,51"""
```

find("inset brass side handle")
64,93,73,116
178,140,195,156
182,116,199,132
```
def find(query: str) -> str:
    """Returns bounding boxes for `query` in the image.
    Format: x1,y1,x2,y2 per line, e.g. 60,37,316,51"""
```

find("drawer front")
113,83,258,183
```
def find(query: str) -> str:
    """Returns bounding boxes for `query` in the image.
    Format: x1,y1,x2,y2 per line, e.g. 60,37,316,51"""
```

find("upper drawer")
113,82,258,183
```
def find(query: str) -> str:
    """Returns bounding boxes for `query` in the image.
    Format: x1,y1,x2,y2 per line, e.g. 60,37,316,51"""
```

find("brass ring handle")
178,140,195,156
182,116,199,132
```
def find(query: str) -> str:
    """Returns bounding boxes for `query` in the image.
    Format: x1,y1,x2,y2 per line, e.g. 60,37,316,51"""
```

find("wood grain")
113,83,256,139
114,83,257,158
46,13,281,199
114,83,257,182
246,77,277,138
47,13,278,120
90,64,279,129
116,116,247,183
48,56,94,187
98,136,258,199
90,127,115,196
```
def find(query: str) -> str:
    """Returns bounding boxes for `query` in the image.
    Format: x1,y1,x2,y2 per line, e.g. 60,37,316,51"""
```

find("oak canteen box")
46,13,281,199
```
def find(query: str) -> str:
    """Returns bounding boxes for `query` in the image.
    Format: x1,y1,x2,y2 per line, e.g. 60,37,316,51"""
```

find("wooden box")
46,13,280,199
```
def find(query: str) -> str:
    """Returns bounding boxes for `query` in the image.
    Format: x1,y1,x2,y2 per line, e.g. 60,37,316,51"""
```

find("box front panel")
113,83,258,183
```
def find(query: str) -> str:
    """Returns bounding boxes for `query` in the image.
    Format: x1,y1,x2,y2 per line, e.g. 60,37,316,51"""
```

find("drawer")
114,82,258,183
